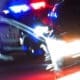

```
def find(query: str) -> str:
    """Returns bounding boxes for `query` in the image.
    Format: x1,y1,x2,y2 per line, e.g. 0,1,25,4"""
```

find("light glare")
9,4,30,13
45,38,80,71
30,2,46,9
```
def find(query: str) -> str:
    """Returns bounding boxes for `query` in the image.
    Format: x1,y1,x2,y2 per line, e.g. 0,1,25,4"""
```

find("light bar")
9,4,30,13
30,1,46,10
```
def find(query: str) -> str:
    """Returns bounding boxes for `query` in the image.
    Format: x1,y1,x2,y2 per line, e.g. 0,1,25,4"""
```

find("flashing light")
9,4,30,13
48,3,58,18
30,1,46,10
48,12,58,18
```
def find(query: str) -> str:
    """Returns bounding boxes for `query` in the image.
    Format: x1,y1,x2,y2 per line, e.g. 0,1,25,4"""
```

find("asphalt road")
0,52,79,80
0,53,54,80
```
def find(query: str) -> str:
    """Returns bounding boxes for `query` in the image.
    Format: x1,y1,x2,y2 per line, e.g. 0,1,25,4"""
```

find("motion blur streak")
72,53,80,58
57,71,80,80
46,38,80,71
46,39,80,58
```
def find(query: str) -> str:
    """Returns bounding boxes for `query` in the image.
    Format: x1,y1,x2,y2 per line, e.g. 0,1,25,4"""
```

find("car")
0,15,47,61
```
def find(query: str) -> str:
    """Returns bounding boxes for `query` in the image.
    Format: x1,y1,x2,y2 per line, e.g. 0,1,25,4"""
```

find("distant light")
2,10,10,14
57,71,80,80
47,3,59,18
9,4,30,13
30,1,46,10
48,12,58,18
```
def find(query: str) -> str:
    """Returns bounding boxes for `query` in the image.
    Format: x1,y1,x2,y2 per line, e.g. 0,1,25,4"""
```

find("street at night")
0,0,80,80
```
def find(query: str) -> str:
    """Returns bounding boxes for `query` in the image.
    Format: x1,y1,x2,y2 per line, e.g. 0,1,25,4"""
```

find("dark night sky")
63,0,80,34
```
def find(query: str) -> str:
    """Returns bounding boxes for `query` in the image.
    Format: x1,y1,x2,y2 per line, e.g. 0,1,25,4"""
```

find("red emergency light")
30,1,46,10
